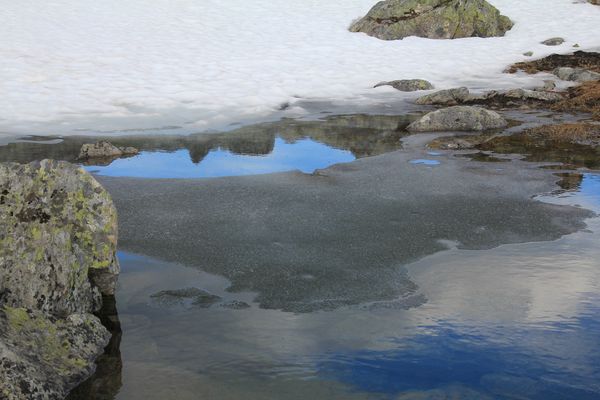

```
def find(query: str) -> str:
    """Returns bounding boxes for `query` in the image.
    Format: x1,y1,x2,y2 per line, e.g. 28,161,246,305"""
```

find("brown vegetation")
506,51,600,74
552,81,600,120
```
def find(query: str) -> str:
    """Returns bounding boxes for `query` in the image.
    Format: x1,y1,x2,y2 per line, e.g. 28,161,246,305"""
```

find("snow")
1,0,599,135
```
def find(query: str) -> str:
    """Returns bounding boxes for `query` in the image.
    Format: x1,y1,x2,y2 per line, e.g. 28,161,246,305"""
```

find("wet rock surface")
0,160,119,399
407,106,508,132
150,288,222,308
349,0,513,40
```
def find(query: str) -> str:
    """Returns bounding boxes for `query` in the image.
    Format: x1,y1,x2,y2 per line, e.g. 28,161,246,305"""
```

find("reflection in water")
85,138,355,178
0,114,410,177
71,174,600,399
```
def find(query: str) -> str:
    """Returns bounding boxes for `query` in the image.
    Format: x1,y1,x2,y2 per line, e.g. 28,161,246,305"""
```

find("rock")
535,80,557,91
349,0,513,41
541,37,565,46
415,87,471,105
374,79,434,91
150,287,221,308
0,160,119,399
0,309,110,400
553,67,600,82
523,51,533,57
503,88,563,102
78,141,139,160
219,300,251,310
407,106,508,132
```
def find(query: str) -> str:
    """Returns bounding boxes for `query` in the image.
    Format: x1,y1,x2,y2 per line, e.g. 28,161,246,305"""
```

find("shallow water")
68,174,600,400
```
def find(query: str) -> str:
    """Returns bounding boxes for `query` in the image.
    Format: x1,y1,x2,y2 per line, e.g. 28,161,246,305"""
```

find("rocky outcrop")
0,160,120,399
407,106,507,131
553,67,600,82
78,141,139,161
415,87,471,105
349,0,513,40
374,79,434,91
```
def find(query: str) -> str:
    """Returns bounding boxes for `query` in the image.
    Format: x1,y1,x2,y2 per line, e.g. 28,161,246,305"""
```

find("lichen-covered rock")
0,160,119,315
0,307,110,400
374,79,434,91
553,67,600,82
407,106,507,131
349,0,513,40
415,87,471,105
503,88,564,102
78,141,139,160
0,160,120,399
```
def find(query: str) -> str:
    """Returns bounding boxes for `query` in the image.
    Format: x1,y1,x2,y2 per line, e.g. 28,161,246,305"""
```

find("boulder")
503,88,564,102
553,67,600,82
374,79,434,91
407,106,508,132
349,0,513,40
0,160,120,399
78,141,139,160
541,37,565,46
415,87,471,105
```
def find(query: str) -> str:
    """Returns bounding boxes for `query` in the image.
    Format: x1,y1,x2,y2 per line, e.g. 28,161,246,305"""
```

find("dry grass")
506,51,600,74
523,122,600,143
552,81,600,120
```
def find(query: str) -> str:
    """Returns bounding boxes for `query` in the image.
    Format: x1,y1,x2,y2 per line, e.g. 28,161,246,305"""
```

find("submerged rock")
150,287,221,308
78,141,139,160
407,106,507,132
553,67,600,82
349,0,513,40
0,160,119,399
219,300,251,310
374,79,434,91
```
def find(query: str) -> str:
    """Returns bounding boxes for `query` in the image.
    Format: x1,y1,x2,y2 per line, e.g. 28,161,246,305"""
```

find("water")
84,138,355,178
69,174,600,400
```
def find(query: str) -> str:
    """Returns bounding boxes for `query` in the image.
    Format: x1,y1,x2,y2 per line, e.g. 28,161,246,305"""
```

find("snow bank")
1,0,599,135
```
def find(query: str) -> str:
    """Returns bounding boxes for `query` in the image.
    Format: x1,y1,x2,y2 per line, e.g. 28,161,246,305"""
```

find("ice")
1,0,599,135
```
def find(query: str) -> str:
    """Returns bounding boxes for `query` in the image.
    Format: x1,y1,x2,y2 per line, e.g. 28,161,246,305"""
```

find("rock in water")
0,160,120,399
374,79,434,91
78,141,139,160
349,0,513,40
407,106,507,131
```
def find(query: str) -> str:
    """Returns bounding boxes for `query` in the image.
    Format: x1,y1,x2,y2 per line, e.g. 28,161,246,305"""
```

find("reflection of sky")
84,137,355,178
318,306,600,399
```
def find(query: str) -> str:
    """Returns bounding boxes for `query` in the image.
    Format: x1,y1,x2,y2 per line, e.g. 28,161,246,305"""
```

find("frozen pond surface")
69,167,600,399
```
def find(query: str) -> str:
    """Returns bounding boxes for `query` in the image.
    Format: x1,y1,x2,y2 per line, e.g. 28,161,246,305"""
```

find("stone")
541,37,565,46
553,67,600,82
523,51,533,57
415,87,471,105
536,80,557,91
150,287,222,308
219,300,251,310
349,0,513,41
407,106,508,132
503,88,563,102
0,160,120,399
374,79,434,91
78,141,139,160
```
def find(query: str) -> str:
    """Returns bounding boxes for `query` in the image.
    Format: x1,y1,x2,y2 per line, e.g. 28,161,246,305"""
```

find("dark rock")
219,301,251,310
150,287,222,308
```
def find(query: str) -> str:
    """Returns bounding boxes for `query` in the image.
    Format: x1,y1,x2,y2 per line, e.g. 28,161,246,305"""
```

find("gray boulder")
374,79,434,91
0,160,120,399
503,88,563,102
79,141,139,160
541,37,565,46
553,67,600,82
415,87,471,105
407,106,508,132
349,0,513,40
